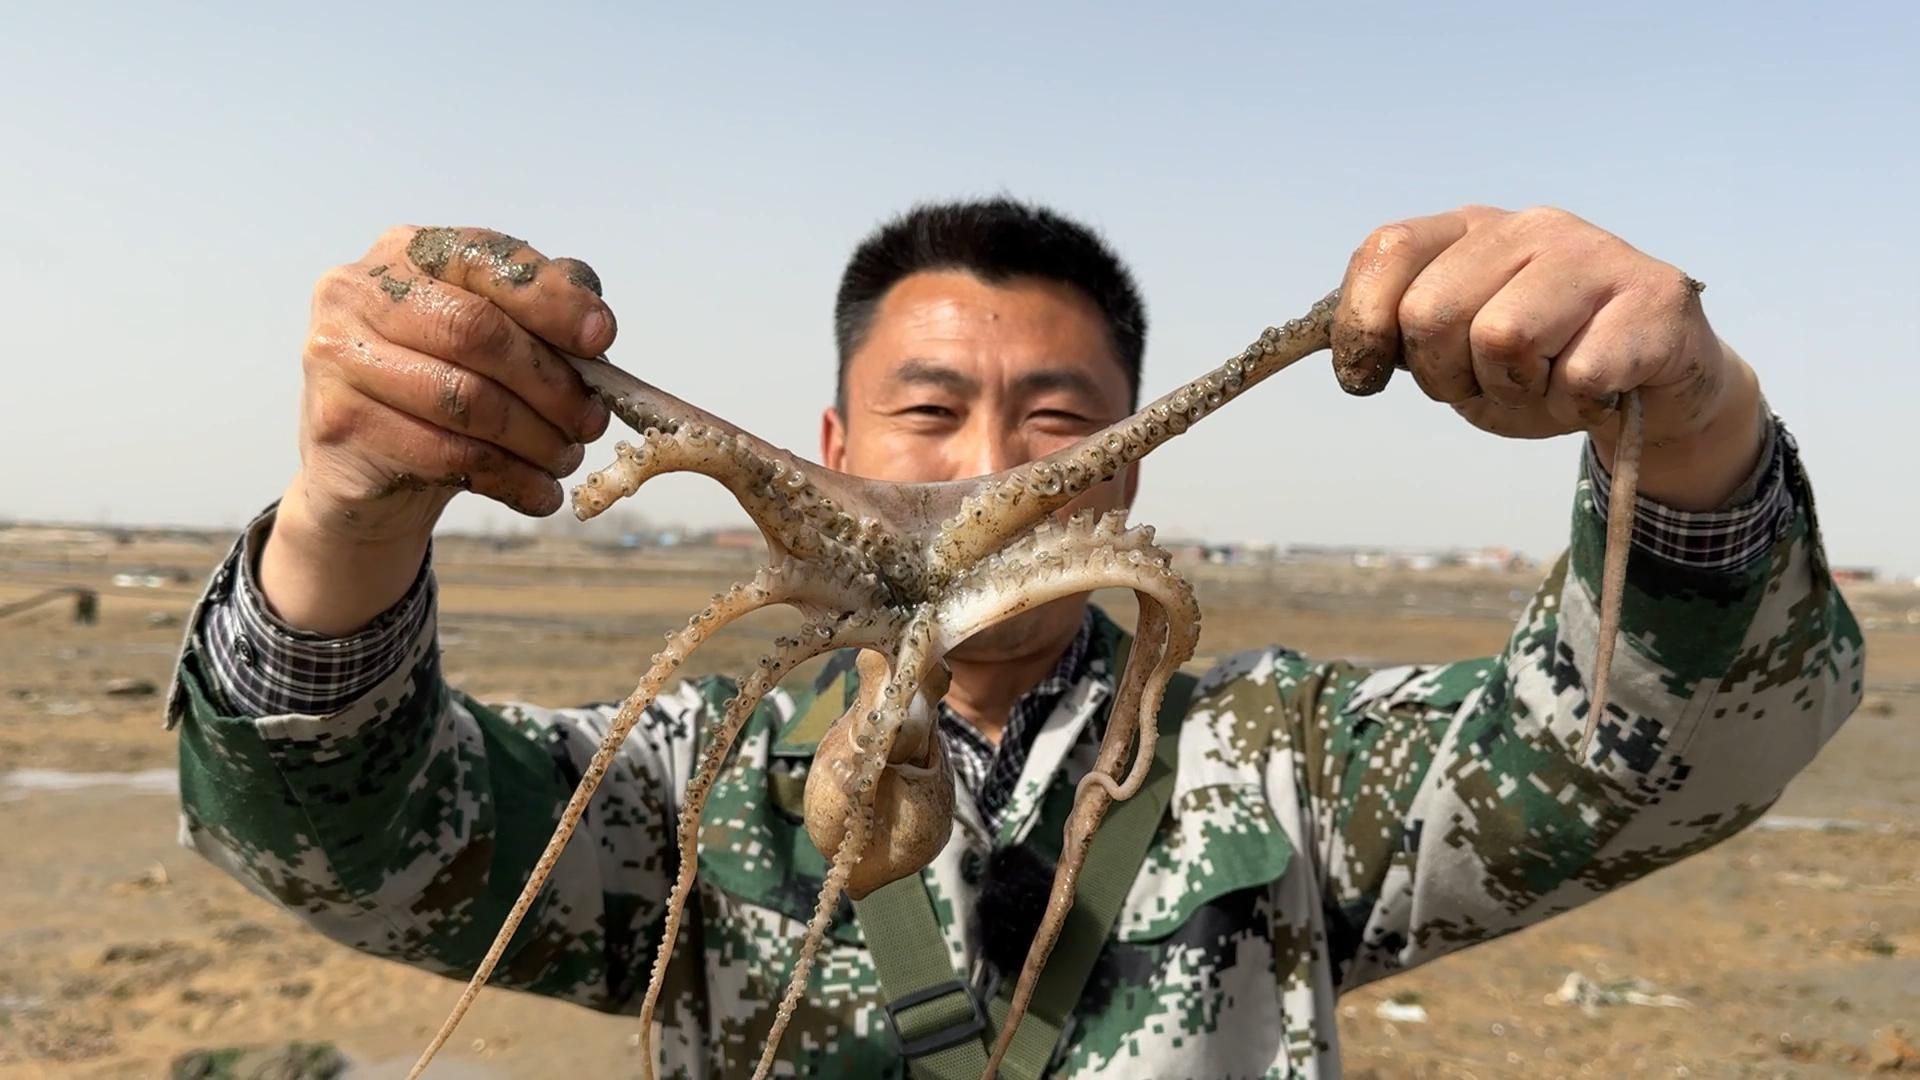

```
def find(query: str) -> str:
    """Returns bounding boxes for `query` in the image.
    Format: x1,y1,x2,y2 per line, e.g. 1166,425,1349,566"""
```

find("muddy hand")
294,226,617,530
260,226,618,637
1327,204,1763,511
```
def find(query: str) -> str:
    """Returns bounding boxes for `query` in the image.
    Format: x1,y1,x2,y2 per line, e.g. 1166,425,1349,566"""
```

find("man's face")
821,270,1139,661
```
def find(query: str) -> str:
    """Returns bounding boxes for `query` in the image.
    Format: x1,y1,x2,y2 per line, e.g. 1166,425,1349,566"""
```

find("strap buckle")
882,978,987,1058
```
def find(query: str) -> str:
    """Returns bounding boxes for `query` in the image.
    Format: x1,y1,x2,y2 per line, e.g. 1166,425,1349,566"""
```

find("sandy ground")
1,529,1915,1078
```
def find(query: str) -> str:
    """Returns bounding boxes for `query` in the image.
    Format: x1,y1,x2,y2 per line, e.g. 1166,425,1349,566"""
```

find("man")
162,199,1863,1077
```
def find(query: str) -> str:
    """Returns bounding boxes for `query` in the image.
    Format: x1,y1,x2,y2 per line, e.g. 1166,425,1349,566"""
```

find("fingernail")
558,257,603,297
580,308,611,352
558,443,586,475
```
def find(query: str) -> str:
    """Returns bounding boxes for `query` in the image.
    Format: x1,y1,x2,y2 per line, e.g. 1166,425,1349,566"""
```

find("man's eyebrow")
1010,367,1104,400
890,358,978,395
886,360,1109,404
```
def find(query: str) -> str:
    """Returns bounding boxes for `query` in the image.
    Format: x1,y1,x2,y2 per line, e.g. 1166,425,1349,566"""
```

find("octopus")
402,287,1646,1079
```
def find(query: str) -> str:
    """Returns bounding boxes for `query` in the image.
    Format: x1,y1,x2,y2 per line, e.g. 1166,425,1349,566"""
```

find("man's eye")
1031,409,1094,428
904,405,955,419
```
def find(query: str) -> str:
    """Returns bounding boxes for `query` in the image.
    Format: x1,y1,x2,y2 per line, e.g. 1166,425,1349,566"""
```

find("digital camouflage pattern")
162,433,1864,1078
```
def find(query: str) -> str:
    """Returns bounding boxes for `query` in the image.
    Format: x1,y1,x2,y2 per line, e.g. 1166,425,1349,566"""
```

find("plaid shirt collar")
938,608,1099,835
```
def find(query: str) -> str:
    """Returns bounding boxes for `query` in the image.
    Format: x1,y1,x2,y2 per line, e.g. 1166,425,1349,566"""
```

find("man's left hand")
1328,205,1765,510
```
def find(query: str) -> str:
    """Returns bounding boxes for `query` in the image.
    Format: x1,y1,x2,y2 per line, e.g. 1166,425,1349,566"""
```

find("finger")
1395,227,1536,405
1467,256,1613,408
1543,289,1678,432
401,226,618,358
1330,207,1494,396
1450,394,1578,440
316,385,568,517
341,265,609,443
326,336,584,479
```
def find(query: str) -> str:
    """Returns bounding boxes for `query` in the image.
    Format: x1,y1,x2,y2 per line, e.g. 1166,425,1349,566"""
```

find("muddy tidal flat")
3,526,1916,1078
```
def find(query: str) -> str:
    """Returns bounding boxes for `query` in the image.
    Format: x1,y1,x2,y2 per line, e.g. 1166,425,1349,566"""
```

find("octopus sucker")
406,286,1649,1080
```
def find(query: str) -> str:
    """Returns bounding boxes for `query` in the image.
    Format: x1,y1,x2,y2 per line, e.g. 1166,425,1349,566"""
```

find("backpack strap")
851,635,1196,1079
983,667,1196,1078
855,874,996,1078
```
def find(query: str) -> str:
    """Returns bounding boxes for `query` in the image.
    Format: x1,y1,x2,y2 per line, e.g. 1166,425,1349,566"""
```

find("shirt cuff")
197,504,435,717
1583,408,1795,574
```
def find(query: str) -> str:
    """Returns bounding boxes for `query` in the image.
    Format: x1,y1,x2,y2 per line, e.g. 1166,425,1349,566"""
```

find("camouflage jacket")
162,420,1864,1078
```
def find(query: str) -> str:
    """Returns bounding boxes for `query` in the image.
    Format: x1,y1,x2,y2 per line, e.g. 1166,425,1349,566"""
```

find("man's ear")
821,406,847,471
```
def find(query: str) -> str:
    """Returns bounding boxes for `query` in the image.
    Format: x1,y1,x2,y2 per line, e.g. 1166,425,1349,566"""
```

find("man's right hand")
260,226,618,636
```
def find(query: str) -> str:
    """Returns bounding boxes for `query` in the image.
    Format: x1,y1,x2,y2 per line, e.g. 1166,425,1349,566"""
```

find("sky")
4,2,1915,573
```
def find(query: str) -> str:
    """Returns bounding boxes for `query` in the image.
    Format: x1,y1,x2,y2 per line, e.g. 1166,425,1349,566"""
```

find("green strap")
852,878,993,1078
850,637,1196,1079
986,668,1195,1079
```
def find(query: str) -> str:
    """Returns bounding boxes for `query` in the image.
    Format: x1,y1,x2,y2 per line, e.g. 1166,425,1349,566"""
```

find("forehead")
845,270,1128,394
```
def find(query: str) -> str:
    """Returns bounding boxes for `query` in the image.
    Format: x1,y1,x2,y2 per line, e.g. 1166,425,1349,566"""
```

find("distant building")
706,528,764,549
1460,545,1512,571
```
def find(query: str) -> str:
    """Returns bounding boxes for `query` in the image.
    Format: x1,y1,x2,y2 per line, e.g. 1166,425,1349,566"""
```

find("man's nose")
963,423,1023,479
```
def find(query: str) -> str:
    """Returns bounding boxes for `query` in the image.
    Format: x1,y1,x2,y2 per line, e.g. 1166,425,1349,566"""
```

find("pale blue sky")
5,3,1915,572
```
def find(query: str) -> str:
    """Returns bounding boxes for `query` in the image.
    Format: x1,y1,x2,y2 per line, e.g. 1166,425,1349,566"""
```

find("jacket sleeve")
1272,414,1866,992
162,504,720,1012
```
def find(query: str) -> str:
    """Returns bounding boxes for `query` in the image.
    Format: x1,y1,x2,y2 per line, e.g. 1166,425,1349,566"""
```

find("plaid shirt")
198,421,1792,823
201,540,436,718
1584,409,1791,570
939,611,1093,833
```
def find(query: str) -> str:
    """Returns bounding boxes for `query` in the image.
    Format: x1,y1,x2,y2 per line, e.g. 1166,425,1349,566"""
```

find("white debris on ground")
1753,815,1900,835
1373,997,1429,1023
1547,971,1692,1016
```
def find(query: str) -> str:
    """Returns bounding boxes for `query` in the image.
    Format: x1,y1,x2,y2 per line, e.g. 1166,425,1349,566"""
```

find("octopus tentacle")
572,432,881,578
931,509,1184,653
926,290,1340,579
988,607,1191,1080
968,597,1196,1079
755,807,868,1080
924,510,1202,1079
635,609,904,1079
408,564,886,1080
566,356,942,596
753,623,947,1080
564,293,1345,605
1088,598,1171,803
1579,389,1645,758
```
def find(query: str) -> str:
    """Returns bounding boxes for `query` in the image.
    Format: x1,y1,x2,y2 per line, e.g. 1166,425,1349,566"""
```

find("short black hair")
833,196,1147,411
